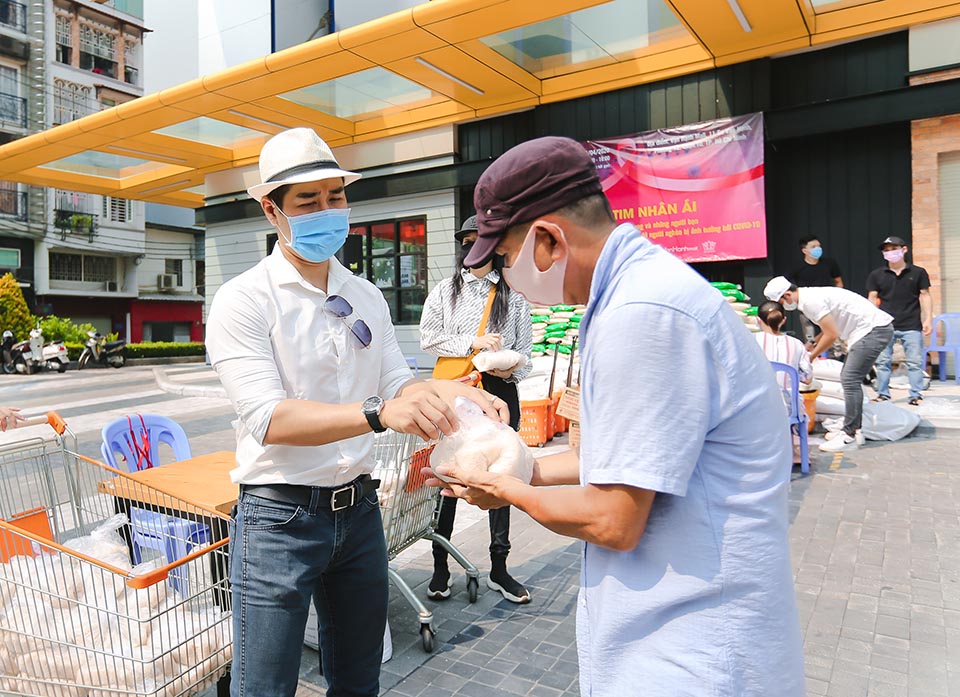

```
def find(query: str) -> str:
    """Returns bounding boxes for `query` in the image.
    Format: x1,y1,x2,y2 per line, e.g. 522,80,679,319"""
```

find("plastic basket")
519,399,554,448
551,391,568,435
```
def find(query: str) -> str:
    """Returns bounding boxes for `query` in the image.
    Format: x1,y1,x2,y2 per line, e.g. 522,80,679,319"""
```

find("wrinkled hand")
422,464,514,510
471,333,502,352
923,321,932,337
0,407,24,432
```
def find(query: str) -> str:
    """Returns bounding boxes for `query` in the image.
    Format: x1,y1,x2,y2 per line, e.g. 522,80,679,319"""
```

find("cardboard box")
555,386,580,421
568,421,580,450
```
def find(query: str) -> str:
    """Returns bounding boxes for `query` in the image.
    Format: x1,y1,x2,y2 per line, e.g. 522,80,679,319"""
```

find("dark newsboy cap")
878,236,907,250
464,136,603,267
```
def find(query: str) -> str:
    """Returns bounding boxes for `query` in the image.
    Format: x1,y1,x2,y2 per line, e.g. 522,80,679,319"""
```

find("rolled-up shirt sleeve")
206,285,285,445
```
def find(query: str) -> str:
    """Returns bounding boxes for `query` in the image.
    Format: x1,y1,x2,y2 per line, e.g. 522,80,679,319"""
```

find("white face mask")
501,225,568,306
783,299,798,311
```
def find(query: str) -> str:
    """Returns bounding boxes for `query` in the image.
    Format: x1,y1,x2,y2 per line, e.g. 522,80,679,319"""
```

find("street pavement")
2,365,960,696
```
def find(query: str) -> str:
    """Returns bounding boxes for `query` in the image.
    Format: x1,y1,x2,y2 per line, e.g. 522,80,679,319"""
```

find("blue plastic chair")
924,313,960,385
769,362,809,475
101,414,209,594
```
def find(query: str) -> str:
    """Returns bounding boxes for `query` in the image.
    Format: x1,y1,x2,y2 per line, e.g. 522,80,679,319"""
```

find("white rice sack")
731,302,750,311
531,323,547,331
815,395,845,416
472,349,527,373
430,398,534,484
817,380,844,401
812,359,844,383
64,514,132,572
518,377,549,401
552,311,575,319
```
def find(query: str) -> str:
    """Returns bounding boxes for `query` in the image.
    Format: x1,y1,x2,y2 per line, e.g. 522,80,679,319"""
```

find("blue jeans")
875,329,925,400
229,489,388,697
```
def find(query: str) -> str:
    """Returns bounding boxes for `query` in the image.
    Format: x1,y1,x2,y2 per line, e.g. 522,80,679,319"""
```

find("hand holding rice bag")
430,398,533,485
472,349,527,373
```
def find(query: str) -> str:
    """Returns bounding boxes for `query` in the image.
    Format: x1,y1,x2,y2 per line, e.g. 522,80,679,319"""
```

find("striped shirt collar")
460,267,500,286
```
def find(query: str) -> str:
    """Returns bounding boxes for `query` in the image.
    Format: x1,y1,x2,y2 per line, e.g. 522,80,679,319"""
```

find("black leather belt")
240,475,380,511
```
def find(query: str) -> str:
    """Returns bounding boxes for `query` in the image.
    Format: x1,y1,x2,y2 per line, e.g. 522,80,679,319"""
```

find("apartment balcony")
0,91,26,129
0,0,26,34
0,187,25,221
53,209,99,243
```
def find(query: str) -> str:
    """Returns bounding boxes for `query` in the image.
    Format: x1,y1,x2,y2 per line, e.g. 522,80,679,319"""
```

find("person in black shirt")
866,236,932,406
788,236,844,343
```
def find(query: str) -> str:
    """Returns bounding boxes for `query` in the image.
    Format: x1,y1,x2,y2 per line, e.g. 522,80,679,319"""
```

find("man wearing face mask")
866,236,932,406
425,137,805,697
205,128,509,697
788,236,844,344
764,276,893,452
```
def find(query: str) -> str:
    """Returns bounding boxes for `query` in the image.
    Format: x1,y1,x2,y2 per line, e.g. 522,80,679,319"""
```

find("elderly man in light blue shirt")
428,137,805,696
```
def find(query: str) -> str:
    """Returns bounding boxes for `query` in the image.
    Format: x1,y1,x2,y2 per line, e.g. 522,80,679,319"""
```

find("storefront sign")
584,113,766,263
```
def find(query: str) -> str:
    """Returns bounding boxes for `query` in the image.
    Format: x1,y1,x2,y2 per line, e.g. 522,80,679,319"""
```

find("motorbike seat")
104,340,126,350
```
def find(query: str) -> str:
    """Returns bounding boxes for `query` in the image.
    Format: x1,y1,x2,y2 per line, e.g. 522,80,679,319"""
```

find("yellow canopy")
1,0,954,208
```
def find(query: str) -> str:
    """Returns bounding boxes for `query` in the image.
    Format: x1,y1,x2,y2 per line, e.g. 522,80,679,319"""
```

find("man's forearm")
533,450,581,486
920,294,933,324
495,479,651,552
810,332,837,359
264,399,369,446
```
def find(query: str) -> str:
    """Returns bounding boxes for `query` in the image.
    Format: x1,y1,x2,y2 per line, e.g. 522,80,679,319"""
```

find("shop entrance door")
940,151,960,314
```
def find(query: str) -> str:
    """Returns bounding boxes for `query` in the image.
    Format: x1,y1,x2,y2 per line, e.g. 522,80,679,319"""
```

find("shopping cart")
0,412,232,697
373,430,479,652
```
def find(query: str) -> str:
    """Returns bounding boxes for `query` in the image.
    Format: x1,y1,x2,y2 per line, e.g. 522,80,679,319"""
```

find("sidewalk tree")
0,273,36,341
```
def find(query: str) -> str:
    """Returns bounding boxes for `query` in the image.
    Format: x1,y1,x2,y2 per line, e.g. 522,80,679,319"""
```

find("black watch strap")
365,409,386,433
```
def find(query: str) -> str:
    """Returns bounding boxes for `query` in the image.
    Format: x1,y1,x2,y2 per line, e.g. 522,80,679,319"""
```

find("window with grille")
53,80,91,125
78,23,118,78
56,15,72,64
102,196,129,223
49,253,82,281
165,259,183,286
50,252,115,284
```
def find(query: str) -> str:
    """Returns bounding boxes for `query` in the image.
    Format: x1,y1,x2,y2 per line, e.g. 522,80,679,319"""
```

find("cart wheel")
420,625,435,652
537,442,544,448
467,577,479,603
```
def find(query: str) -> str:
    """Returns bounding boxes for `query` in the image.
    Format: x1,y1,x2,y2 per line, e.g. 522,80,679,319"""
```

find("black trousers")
433,373,520,564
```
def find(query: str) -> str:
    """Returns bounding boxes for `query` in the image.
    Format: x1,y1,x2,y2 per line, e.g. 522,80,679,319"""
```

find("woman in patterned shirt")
419,215,533,605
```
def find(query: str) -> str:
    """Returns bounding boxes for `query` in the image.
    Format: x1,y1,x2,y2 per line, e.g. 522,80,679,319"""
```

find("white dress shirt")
206,245,412,486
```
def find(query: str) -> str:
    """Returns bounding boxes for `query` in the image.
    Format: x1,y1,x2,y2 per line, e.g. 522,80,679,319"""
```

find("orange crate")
519,399,553,447
551,391,567,435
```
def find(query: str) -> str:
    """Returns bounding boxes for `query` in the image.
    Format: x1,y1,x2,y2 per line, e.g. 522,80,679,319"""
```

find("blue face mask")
278,207,351,263
810,246,823,260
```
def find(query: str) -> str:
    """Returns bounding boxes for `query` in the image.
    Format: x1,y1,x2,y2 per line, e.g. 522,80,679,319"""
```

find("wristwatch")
362,395,386,433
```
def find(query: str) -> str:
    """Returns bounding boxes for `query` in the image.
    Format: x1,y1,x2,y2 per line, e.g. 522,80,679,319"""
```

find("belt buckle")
331,484,356,511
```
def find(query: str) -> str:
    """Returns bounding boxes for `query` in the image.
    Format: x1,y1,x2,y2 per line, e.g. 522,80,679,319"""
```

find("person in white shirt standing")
764,276,893,453
205,128,508,697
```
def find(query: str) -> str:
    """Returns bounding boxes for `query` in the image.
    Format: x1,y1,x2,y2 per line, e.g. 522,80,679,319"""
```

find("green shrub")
0,273,36,341
65,342,85,361
126,342,205,359
39,315,99,344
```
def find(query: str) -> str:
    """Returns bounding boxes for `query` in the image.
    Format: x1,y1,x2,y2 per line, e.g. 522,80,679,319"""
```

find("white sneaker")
822,417,843,430
819,434,859,452
824,429,864,445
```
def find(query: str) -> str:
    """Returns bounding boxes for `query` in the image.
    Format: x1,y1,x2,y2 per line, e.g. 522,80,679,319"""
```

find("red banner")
584,113,766,263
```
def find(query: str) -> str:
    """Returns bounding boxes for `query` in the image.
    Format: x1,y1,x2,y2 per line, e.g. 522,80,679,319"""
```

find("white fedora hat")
247,127,361,201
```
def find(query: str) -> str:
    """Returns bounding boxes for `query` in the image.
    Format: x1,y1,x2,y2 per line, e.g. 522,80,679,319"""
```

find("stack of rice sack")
710,282,760,332
518,352,581,402
530,305,586,358
811,358,851,417
0,520,232,696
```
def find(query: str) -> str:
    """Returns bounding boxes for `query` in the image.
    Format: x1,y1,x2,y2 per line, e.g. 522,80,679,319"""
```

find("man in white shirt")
206,127,507,697
764,276,893,453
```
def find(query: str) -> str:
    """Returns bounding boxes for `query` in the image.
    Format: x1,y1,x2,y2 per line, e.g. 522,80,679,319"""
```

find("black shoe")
908,397,922,406
427,567,451,600
871,395,891,402
487,568,531,604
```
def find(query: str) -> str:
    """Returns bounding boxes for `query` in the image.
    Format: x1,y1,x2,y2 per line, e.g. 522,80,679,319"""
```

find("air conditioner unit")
157,274,175,291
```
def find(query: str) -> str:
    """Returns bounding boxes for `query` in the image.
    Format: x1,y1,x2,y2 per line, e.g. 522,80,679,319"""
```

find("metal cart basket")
373,430,480,651
0,412,232,697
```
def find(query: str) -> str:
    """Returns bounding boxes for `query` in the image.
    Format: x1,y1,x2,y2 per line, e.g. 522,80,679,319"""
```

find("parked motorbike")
78,331,127,369
1,326,69,374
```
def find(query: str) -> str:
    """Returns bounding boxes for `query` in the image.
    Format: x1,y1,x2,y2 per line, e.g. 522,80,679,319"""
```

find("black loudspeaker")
338,235,364,275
